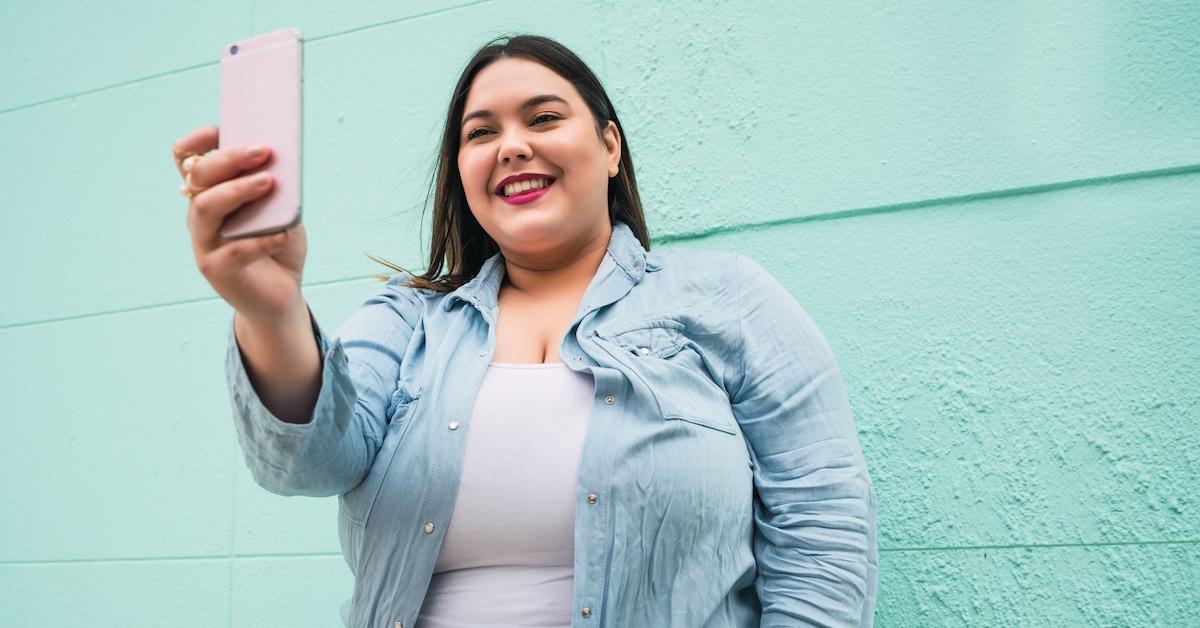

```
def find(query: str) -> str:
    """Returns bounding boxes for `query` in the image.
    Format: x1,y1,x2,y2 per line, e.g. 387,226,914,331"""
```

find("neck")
500,225,611,299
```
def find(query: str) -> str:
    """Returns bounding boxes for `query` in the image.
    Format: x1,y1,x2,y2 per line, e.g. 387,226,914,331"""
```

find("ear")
602,120,621,177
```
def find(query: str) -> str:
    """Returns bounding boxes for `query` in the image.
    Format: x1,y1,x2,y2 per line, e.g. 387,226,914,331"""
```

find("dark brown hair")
370,34,651,290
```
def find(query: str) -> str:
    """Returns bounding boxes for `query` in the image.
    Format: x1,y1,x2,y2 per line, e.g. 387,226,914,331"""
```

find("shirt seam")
732,253,748,402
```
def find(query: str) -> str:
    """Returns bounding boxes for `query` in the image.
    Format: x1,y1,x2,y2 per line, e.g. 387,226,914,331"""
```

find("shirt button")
478,350,488,357
394,623,404,628
572,356,581,362
638,346,650,355
605,395,615,405
423,522,435,534
448,421,460,430
587,493,598,504
581,607,592,618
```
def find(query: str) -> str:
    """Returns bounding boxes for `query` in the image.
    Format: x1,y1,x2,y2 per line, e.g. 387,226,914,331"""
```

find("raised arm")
225,273,422,497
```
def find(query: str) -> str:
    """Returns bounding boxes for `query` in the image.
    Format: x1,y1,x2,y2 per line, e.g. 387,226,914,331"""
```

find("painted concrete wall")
2,1,1197,625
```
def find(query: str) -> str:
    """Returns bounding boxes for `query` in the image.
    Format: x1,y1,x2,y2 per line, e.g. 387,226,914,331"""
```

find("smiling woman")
457,55,619,263
371,35,650,294
210,33,877,628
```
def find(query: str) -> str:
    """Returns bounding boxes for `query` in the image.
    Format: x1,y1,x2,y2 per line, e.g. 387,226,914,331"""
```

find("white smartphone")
218,28,303,239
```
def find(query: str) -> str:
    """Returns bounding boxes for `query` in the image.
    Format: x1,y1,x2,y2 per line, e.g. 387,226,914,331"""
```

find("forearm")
233,302,322,424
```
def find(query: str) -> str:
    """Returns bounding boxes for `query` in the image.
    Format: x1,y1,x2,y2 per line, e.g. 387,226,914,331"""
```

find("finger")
172,125,219,179
197,229,290,284
188,171,274,254
185,141,272,191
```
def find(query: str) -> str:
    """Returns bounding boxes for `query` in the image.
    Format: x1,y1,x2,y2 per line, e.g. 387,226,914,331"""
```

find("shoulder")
661,247,779,282
358,271,442,321
382,271,434,298
632,248,754,322
644,246,768,290
645,246,744,276
643,247,801,326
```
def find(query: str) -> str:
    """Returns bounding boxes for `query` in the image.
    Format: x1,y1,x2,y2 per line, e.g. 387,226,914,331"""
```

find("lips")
494,172,556,195
499,179,554,205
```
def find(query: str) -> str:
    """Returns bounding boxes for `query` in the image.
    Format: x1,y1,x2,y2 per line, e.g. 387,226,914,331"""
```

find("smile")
499,178,554,205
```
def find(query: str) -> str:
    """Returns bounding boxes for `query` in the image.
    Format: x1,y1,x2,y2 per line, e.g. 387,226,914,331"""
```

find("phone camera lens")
230,44,239,55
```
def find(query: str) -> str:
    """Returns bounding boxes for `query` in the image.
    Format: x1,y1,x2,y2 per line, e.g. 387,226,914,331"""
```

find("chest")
491,289,583,364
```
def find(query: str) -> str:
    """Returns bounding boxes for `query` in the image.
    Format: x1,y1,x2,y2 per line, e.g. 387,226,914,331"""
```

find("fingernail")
182,155,197,173
247,144,265,157
253,172,271,185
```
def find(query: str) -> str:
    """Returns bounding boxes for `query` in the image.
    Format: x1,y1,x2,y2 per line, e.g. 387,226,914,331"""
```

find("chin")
493,211,579,251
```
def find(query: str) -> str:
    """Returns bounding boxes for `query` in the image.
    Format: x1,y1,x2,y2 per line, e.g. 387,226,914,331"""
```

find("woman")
172,34,876,628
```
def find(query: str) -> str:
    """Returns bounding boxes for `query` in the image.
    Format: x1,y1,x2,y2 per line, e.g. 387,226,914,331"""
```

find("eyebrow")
461,94,570,128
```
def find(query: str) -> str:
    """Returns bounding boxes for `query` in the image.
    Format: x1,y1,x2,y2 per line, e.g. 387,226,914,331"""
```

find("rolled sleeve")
730,253,878,627
224,273,421,498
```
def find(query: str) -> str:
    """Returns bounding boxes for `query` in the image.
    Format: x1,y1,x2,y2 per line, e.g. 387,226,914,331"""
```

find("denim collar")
442,221,655,313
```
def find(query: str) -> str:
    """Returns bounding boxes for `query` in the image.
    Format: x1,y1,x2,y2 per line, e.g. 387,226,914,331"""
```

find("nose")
497,128,532,164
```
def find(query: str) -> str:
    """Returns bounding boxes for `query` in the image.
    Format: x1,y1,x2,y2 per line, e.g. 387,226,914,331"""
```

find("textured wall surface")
2,1,1197,626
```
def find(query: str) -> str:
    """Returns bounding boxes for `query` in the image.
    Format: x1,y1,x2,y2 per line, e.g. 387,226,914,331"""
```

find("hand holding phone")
173,126,309,327
170,27,309,327
218,28,303,239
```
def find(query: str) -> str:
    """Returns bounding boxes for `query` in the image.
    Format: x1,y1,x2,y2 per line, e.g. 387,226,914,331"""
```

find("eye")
464,113,560,142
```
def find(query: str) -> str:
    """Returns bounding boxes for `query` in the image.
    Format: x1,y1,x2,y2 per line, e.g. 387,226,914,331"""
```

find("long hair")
369,34,651,290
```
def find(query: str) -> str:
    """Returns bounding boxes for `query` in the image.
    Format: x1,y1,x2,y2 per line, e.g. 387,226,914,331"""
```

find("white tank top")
415,361,595,628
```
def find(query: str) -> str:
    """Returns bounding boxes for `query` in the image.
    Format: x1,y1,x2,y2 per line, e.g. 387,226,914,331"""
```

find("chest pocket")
384,378,424,427
340,378,423,527
592,318,738,435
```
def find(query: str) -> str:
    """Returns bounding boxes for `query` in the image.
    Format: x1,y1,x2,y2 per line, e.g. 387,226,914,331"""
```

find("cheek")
543,138,599,182
458,152,487,194
577,130,612,166
548,133,588,162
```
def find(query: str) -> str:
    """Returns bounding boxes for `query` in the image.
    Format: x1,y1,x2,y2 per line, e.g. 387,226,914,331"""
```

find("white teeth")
503,177,551,197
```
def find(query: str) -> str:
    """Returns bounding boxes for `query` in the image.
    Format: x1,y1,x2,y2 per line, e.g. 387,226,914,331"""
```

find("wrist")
235,300,311,351
237,297,308,333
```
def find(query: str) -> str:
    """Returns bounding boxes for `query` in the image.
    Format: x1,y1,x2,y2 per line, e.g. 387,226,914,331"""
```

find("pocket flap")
593,318,738,436
595,318,688,359
386,378,423,421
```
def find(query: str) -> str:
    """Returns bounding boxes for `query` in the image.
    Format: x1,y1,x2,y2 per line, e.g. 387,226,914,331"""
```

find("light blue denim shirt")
226,221,878,627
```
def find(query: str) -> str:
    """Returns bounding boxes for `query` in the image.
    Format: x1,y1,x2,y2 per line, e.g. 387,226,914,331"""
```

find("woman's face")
458,56,620,260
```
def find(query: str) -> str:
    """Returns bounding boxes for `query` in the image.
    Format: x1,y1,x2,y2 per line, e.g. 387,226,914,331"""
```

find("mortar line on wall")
4,539,1197,567
656,162,1200,244
880,538,1200,553
0,274,381,331
0,551,345,566
305,0,492,44
0,0,495,116
0,60,218,115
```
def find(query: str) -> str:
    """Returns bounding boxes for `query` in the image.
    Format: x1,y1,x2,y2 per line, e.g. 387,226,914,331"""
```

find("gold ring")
173,145,213,160
176,149,212,199
181,179,210,199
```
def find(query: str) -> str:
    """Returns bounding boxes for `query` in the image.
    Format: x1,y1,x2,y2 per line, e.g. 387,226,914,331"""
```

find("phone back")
218,28,302,239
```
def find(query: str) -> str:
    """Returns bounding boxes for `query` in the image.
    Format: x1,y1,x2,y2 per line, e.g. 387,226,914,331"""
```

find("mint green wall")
2,1,1197,625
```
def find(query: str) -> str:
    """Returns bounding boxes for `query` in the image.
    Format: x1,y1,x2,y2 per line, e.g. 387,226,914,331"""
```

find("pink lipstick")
500,181,553,205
